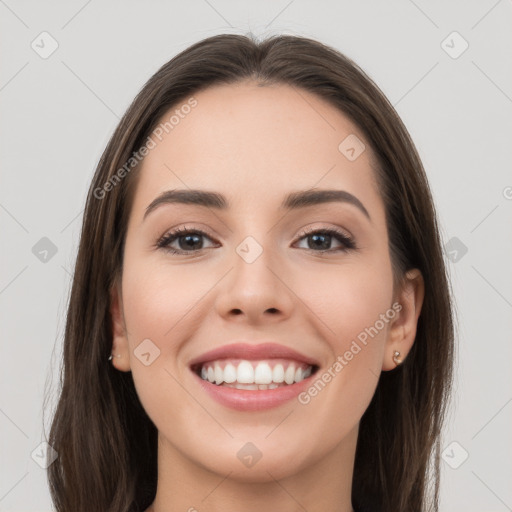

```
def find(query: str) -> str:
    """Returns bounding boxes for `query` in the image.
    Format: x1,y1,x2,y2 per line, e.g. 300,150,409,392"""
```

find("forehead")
132,82,383,219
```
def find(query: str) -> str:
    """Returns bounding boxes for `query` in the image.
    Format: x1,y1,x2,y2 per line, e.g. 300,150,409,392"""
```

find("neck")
147,424,358,512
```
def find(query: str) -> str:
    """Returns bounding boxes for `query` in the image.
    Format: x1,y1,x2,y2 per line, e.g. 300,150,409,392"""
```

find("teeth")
222,382,283,390
237,361,254,384
254,362,273,384
223,363,237,383
198,359,314,386
236,383,258,390
214,364,223,385
284,365,295,385
272,364,284,383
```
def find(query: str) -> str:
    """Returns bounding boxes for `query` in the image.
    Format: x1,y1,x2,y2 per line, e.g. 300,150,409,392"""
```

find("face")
110,82,423,482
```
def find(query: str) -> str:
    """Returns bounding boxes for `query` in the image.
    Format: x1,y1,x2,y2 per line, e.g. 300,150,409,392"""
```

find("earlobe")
109,283,131,372
382,268,425,371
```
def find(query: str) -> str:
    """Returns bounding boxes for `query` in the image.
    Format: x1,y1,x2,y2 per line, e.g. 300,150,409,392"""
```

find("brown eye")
156,227,217,255
294,228,356,253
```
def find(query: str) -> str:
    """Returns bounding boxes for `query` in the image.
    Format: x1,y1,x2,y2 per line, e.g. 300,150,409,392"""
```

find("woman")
46,33,455,512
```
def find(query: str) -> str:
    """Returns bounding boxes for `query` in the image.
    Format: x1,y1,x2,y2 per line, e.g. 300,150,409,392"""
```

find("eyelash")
155,225,356,256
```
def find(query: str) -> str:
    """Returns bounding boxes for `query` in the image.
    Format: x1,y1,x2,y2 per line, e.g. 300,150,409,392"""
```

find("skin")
109,82,424,512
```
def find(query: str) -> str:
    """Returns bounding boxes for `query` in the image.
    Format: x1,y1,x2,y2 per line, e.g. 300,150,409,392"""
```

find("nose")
214,239,295,325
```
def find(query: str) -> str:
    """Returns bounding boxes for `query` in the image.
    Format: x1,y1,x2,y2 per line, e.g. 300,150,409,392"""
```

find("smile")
194,359,315,389
188,342,320,411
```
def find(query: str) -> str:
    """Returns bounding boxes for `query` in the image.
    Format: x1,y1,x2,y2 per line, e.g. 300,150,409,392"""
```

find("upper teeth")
199,360,313,386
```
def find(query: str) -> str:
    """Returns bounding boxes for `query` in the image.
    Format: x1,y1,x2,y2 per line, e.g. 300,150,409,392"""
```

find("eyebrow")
143,188,371,221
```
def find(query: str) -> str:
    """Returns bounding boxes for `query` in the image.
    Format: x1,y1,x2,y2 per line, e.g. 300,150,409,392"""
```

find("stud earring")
392,350,402,366
108,353,121,361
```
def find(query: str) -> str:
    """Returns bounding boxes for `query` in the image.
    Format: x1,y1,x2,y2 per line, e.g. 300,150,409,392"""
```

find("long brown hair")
45,33,455,512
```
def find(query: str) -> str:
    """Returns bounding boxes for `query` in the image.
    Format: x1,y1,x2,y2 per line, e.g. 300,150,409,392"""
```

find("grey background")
1,1,511,510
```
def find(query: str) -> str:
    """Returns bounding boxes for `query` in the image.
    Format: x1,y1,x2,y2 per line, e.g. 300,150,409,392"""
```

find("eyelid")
155,224,219,248
294,223,354,241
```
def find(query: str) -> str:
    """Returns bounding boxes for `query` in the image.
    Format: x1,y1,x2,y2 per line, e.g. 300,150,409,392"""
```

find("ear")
382,268,425,371
109,280,131,372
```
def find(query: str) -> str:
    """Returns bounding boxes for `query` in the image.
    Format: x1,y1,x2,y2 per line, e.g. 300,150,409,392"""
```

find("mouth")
191,358,319,389
188,342,320,410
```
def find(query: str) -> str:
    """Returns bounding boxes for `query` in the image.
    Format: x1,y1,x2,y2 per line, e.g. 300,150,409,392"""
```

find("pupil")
181,234,201,250
310,234,330,250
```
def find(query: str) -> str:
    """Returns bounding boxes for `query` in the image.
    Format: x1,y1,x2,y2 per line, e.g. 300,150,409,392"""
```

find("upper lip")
189,342,320,368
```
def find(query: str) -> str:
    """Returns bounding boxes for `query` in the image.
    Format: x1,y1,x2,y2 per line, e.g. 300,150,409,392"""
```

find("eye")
293,227,356,253
156,225,356,256
156,226,218,255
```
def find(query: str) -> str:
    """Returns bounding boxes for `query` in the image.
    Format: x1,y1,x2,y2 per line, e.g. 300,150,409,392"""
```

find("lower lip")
191,370,316,411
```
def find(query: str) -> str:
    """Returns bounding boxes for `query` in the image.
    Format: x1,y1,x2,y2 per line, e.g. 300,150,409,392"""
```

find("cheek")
307,258,393,350
121,255,208,342
296,260,393,416
119,250,233,415
120,269,195,435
